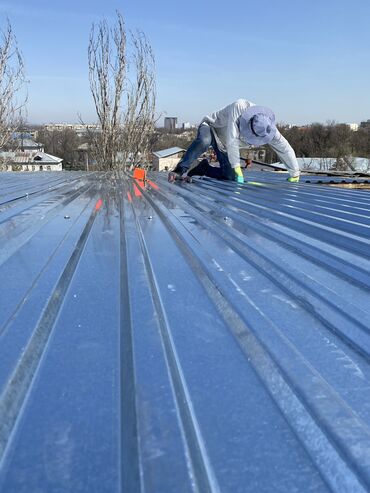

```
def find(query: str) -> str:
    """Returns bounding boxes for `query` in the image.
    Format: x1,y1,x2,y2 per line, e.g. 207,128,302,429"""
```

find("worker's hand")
234,166,244,184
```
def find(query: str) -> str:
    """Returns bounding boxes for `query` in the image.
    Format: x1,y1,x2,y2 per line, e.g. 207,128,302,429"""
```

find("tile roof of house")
0,170,370,491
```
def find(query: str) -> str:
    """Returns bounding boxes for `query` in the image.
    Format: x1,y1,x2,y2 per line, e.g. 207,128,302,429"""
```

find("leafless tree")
37,127,80,167
0,19,27,150
86,12,156,171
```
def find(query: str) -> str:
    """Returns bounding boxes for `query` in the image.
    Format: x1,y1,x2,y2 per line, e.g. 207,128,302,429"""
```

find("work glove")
234,166,244,184
287,176,300,183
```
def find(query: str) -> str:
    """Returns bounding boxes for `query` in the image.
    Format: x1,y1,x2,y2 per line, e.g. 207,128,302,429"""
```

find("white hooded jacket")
201,99,300,177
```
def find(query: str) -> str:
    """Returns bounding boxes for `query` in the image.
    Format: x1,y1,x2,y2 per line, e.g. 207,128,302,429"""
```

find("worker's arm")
225,101,252,183
201,111,217,126
268,130,300,177
225,100,250,169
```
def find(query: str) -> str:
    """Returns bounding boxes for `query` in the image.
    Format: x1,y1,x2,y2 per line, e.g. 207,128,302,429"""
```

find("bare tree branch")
85,11,156,171
0,19,27,151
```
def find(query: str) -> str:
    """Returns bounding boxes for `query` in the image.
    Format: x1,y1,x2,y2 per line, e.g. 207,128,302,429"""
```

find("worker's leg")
209,130,235,180
188,130,236,180
187,158,210,177
174,124,212,173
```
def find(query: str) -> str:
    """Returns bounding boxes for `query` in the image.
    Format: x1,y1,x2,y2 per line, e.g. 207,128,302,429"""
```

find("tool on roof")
133,167,147,182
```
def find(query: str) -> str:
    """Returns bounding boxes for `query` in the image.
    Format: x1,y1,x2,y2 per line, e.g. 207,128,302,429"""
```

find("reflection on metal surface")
0,170,370,492
95,198,103,210
133,183,142,197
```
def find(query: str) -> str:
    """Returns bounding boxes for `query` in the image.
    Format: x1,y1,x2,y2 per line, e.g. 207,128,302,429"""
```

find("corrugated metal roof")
1,170,370,492
153,147,185,158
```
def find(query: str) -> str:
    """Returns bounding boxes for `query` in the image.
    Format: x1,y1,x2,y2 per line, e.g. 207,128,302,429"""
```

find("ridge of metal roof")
0,170,370,492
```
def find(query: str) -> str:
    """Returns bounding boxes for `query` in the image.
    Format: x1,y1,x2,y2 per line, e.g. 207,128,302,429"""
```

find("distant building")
0,150,63,172
182,122,191,130
0,134,63,171
44,123,100,137
360,120,370,130
346,123,359,131
10,132,44,152
164,117,178,132
27,130,39,140
152,147,185,171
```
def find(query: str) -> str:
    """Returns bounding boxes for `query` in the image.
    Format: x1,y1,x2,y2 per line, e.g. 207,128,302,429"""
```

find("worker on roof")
168,99,300,184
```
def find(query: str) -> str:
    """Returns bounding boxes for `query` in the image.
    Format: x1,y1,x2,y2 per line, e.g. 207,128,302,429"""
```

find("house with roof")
0,133,63,171
0,151,63,172
9,132,44,152
152,147,185,171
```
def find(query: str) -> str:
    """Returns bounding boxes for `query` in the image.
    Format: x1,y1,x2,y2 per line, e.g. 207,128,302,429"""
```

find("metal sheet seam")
192,182,370,246
126,179,221,493
165,183,370,289
155,181,370,286
0,200,102,463
0,182,96,268
119,189,141,492
121,186,200,492
0,193,98,338
0,173,91,207
148,183,370,357
0,181,93,228
160,181,370,266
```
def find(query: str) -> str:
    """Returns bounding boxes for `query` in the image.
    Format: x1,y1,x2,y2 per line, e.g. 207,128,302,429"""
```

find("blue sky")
1,0,370,125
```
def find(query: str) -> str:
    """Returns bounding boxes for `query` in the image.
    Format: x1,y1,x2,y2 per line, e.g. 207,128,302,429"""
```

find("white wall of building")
2,163,63,172
153,153,183,171
347,123,359,131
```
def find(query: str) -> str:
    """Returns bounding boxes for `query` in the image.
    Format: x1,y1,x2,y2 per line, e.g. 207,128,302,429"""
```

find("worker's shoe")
168,171,179,183
188,159,209,177
287,176,300,183
168,168,192,183
236,175,244,184
168,166,185,182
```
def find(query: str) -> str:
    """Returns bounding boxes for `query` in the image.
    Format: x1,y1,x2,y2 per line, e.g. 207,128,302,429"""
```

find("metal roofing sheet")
153,147,185,158
0,170,370,492
37,152,63,163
